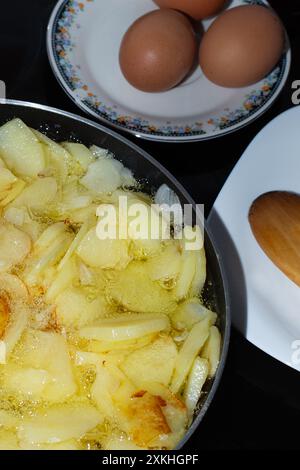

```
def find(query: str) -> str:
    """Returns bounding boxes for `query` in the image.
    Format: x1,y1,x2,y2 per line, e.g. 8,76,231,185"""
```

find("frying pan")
0,99,230,449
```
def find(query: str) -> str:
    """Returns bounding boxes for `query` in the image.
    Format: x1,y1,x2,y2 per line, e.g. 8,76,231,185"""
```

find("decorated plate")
47,0,291,142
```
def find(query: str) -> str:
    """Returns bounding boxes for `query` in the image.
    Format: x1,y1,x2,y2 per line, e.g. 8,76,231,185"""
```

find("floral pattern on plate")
49,0,290,141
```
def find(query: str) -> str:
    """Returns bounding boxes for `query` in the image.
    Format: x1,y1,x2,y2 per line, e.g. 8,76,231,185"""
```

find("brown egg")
154,0,227,20
119,9,197,93
199,5,285,88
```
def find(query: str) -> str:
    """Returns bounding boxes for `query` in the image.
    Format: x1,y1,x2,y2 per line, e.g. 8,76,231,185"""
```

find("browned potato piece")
0,296,9,338
126,391,171,447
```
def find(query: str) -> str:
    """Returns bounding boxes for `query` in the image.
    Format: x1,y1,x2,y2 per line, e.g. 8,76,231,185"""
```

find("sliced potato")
18,403,102,444
86,333,156,353
0,409,20,428
91,364,123,418
126,201,167,259
89,145,110,158
103,433,145,450
125,391,171,447
0,223,31,272
21,221,44,243
34,222,66,252
190,247,206,297
79,314,170,342
1,305,28,362
174,249,196,301
60,179,92,211
0,168,17,192
183,357,209,418
78,261,95,287
146,243,182,287
201,325,221,378
121,336,177,388
76,226,130,269
102,189,145,206
107,261,177,314
20,439,81,450
0,342,6,364
0,119,45,177
120,167,136,188
68,204,99,224
62,142,94,171
136,382,188,449
1,365,50,398
0,274,29,361
158,388,187,433
55,287,109,328
171,317,210,394
171,298,217,331
110,374,136,407
33,129,70,181
4,206,28,227
0,429,20,450
60,195,92,213
75,349,125,368
91,363,135,422
24,232,73,286
14,329,76,402
0,179,26,207
0,295,9,339
11,177,57,209
74,351,106,367
1,305,28,358
45,258,76,302
80,159,121,194
58,222,89,270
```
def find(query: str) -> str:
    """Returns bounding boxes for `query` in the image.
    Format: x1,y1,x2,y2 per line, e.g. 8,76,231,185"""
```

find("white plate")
47,0,291,142
208,106,300,371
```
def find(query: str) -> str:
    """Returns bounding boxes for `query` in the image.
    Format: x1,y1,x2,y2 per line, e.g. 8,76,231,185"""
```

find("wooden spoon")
249,191,300,288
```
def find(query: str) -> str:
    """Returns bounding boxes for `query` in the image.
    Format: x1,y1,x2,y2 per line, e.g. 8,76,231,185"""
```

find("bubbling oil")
0,121,218,450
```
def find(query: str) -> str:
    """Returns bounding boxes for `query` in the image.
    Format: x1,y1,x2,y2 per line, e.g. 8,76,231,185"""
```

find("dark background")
1,0,300,451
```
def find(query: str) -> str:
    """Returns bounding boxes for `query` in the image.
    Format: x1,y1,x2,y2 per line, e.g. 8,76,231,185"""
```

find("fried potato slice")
18,403,102,445
0,223,31,272
190,247,206,297
201,325,221,378
171,298,217,331
126,392,171,447
183,357,209,418
0,409,20,428
0,274,29,363
62,143,94,171
76,226,130,269
171,317,210,394
103,433,145,450
107,261,177,314
0,429,20,450
0,296,9,339
121,336,177,388
138,382,188,449
55,287,109,329
0,119,45,178
0,365,50,398
11,177,57,209
20,439,81,450
14,329,76,402
79,314,170,342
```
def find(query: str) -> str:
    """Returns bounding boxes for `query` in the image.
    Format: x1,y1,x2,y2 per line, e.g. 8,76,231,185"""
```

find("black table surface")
2,0,300,451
